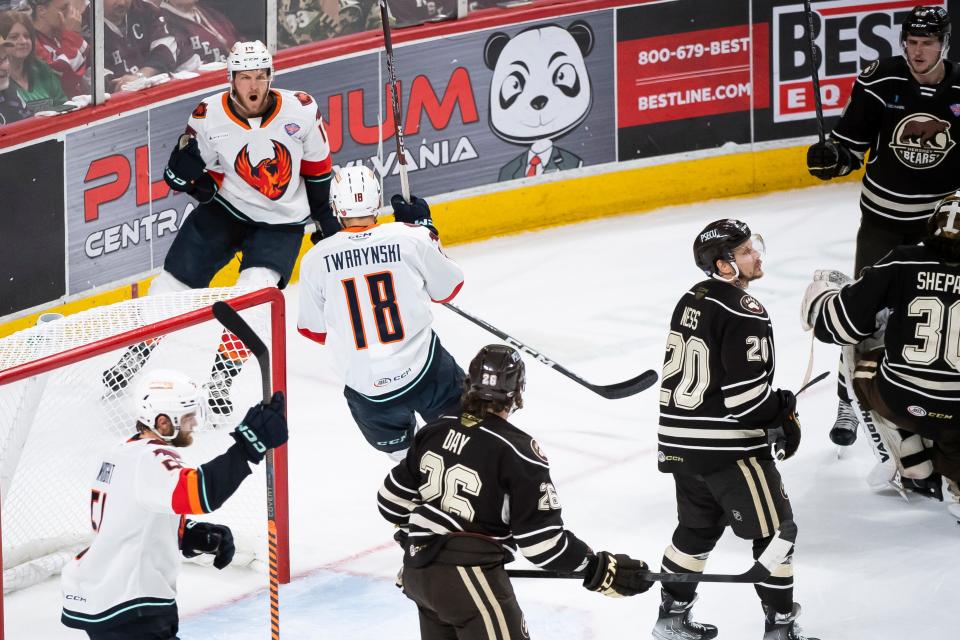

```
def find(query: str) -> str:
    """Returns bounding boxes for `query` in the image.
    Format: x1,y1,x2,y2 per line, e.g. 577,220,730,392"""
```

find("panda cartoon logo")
484,21,594,182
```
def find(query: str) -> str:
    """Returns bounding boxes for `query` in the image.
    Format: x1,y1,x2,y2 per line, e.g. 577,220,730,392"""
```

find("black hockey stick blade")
444,302,657,399
508,521,796,584
212,301,270,403
797,370,829,396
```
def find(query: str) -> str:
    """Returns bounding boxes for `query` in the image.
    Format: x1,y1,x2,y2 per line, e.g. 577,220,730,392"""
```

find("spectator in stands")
0,10,67,111
92,0,175,91
0,33,32,124
278,0,338,48
156,0,239,72
389,0,457,28
29,0,90,97
336,0,381,36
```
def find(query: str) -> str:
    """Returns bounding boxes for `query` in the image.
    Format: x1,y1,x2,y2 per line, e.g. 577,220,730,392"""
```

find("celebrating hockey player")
297,166,465,460
103,40,338,415
377,344,653,639
806,5,960,446
60,370,287,639
803,194,960,518
654,220,818,640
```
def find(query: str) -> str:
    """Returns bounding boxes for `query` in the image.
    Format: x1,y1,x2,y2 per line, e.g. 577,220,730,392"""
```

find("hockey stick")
378,0,411,201
508,520,797,584
443,302,658,399
803,0,826,143
797,370,829,395
211,301,281,640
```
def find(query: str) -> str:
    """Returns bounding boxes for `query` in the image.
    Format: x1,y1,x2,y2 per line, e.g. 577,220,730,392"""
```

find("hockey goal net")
0,287,289,598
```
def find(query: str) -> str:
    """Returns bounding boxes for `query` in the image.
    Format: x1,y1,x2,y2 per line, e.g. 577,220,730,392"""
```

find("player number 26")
419,452,482,521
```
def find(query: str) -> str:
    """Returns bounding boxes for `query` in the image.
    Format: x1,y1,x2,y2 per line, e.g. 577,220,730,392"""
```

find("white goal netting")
0,287,285,593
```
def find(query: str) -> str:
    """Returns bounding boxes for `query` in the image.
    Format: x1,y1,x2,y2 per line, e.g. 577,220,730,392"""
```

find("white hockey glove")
800,269,852,331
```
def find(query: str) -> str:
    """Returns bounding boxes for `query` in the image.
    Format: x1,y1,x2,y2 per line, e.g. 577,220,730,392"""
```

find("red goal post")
0,287,290,637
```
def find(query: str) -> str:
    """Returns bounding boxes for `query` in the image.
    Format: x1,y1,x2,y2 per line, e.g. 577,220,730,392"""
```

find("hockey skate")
829,399,858,446
946,479,960,523
763,603,820,640
203,357,242,416
652,593,718,640
102,342,156,394
901,473,943,501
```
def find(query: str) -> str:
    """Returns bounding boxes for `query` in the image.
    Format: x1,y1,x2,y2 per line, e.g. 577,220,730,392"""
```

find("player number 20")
902,297,960,368
661,331,710,409
419,452,482,521
341,271,405,349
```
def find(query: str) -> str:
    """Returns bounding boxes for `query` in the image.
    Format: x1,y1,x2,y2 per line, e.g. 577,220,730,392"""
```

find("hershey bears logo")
234,140,293,201
294,91,313,106
191,102,207,119
740,294,764,314
890,113,955,169
530,439,549,463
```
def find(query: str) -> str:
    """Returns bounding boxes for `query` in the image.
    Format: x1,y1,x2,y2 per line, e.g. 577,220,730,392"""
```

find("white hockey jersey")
61,437,208,628
297,222,464,398
186,87,332,226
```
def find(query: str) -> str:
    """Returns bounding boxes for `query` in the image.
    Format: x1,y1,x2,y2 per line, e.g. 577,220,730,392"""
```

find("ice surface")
7,182,958,639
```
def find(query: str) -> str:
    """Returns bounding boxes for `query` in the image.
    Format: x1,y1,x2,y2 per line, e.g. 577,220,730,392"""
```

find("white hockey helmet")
227,40,273,81
330,166,383,220
135,369,207,440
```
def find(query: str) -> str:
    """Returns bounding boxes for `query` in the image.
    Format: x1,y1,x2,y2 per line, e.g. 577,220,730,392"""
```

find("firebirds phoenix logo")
234,140,293,200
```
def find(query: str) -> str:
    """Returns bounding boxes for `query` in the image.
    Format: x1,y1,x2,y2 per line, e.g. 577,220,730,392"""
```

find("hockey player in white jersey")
103,40,338,415
61,370,287,639
298,166,465,460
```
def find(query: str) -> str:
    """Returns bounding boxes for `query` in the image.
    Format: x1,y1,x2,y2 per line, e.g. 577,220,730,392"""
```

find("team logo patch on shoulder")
860,60,878,78
294,91,313,106
284,122,301,136
693,285,709,300
740,294,764,314
950,104,960,118
191,102,207,119
530,439,549,463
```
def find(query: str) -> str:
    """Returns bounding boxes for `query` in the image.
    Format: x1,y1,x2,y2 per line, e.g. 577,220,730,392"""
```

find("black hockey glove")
310,206,342,245
181,520,235,569
190,173,219,204
582,551,653,597
806,140,854,180
164,133,207,191
231,391,288,464
391,194,438,236
771,411,802,461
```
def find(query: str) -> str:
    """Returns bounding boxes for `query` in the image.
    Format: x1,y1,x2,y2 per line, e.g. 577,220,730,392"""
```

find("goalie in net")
59,369,287,638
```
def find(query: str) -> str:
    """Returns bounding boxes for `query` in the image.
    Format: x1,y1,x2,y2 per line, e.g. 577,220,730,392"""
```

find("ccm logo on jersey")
374,367,413,388
64,594,87,602
740,294,764,314
909,405,953,419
